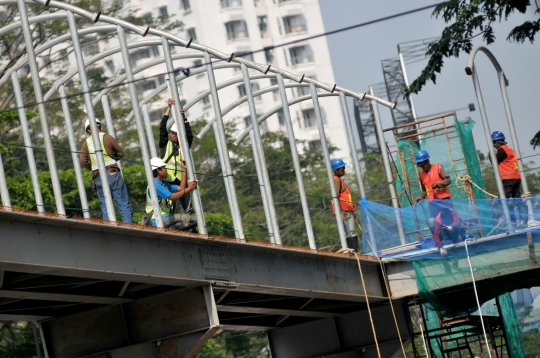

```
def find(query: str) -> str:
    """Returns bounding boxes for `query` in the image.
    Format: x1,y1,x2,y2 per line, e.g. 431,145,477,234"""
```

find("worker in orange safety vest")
331,158,359,252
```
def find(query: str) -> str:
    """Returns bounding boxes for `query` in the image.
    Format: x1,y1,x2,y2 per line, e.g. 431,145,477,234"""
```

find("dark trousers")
167,178,194,215
503,179,527,223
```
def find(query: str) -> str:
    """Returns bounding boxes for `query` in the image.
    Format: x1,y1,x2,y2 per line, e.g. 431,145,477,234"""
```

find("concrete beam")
0,314,51,321
0,212,384,303
158,328,219,358
217,304,334,318
0,289,131,304
41,285,218,358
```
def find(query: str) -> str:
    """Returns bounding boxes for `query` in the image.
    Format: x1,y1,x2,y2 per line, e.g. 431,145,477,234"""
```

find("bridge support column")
267,301,412,358
41,285,218,358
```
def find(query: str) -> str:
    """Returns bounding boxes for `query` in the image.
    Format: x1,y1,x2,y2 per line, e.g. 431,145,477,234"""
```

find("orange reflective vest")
498,145,521,180
419,163,451,200
332,176,355,214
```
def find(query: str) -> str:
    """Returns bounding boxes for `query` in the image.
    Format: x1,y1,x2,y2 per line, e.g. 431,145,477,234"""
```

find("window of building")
157,75,165,86
254,0,263,7
105,60,115,73
258,16,268,38
221,0,243,8
151,46,160,57
187,28,197,41
288,45,314,65
180,0,190,10
283,15,307,34
297,84,310,97
201,95,210,106
302,108,316,128
159,6,168,17
130,48,151,64
142,80,157,92
238,83,260,97
142,12,152,23
225,20,249,40
308,140,322,150
244,116,267,131
270,78,279,100
264,47,274,64
82,40,99,57
238,51,254,62
58,49,69,63
277,110,286,129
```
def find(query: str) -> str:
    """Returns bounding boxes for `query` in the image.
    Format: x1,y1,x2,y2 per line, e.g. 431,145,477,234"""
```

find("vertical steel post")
32,322,42,358
100,94,122,170
470,67,513,227
16,0,65,215
142,103,158,158
339,92,377,254
38,324,50,358
498,72,534,221
241,64,281,244
67,11,117,221
371,86,407,245
249,130,275,243
0,149,10,207
162,38,207,234
204,51,244,239
59,85,91,219
276,74,316,249
117,25,163,227
397,50,418,120
11,72,44,213
309,83,348,249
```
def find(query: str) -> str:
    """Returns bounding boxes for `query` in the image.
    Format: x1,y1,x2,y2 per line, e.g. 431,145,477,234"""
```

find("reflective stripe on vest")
86,133,116,171
331,176,355,214
163,140,182,182
498,145,521,180
419,163,451,200
145,185,171,220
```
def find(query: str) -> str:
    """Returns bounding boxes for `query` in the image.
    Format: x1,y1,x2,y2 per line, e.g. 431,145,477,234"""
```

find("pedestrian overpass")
1,1,539,357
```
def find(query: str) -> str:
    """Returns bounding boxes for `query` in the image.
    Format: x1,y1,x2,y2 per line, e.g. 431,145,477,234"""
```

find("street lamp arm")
465,45,509,86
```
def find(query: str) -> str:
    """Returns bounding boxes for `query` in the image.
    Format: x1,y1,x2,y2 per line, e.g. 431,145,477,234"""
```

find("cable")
0,1,452,116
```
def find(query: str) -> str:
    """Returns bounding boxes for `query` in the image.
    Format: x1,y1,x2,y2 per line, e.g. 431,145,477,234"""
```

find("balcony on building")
225,20,249,42
288,45,314,67
283,14,307,35
221,0,243,9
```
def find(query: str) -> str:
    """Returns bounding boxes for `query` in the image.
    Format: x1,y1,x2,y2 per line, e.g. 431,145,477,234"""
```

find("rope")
456,175,497,198
522,192,531,200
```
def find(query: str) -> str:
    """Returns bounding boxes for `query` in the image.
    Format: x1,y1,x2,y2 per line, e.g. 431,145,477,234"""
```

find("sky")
318,0,540,167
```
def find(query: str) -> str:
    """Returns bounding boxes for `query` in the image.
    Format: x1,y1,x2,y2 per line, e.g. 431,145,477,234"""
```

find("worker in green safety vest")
80,118,133,223
145,157,197,230
159,98,194,215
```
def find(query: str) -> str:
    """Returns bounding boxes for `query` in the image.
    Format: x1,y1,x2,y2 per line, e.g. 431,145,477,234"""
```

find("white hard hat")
170,122,178,133
84,118,102,129
150,157,167,170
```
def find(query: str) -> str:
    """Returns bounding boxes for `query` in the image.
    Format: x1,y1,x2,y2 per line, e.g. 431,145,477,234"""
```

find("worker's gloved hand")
431,182,439,189
415,197,423,203
444,225,453,231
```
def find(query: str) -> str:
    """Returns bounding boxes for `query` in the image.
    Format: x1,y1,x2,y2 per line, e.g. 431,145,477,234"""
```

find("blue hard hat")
491,131,505,142
421,237,436,250
415,150,430,164
331,158,346,171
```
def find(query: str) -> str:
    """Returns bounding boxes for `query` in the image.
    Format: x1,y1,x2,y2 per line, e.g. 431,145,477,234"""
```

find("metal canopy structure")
353,82,386,155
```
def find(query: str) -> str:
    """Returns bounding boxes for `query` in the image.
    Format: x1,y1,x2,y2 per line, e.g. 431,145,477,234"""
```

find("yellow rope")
456,175,498,198
522,192,532,200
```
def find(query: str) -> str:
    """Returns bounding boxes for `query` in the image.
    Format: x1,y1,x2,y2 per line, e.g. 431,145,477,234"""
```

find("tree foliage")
406,0,540,97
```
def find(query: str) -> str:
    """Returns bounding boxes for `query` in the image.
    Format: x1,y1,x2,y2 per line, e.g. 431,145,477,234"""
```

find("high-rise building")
105,0,349,159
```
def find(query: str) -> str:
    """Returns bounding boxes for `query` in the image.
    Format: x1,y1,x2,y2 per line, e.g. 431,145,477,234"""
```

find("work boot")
346,236,359,253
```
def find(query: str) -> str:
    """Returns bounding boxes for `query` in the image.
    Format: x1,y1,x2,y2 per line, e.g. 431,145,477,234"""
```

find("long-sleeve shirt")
159,114,193,159
79,132,124,179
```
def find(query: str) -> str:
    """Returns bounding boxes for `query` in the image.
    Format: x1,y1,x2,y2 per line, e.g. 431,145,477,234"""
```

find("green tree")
0,322,41,358
406,0,539,97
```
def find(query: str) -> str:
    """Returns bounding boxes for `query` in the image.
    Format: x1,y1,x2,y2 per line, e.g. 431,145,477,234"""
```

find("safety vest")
434,209,461,244
332,176,355,214
498,145,521,180
162,140,183,182
86,133,116,171
419,163,451,200
145,182,172,221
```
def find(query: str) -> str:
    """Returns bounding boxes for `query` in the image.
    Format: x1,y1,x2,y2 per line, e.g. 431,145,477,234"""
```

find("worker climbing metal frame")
0,0,396,250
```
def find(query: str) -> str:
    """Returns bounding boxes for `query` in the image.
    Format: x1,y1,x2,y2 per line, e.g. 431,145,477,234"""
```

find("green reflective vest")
145,184,172,220
162,140,182,182
86,133,116,170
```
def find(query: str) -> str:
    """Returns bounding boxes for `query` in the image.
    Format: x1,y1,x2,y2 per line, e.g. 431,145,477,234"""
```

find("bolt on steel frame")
0,0,398,251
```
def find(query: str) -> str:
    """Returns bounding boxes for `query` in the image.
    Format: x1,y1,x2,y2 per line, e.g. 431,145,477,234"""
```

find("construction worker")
145,157,198,230
433,207,466,255
80,119,133,223
331,158,359,252
492,131,527,226
159,98,194,215
415,150,453,218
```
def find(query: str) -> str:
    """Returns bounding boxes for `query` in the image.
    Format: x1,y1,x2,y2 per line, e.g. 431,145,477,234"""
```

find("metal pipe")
11,71,44,213
204,51,245,239
165,78,184,159
162,38,207,234
249,130,275,243
117,25,163,227
100,95,121,170
16,0,65,215
59,85,91,219
67,11,117,222
0,149,10,207
32,322,42,358
241,64,281,244
370,86,407,245
339,92,377,254
38,323,50,358
276,73,316,249
497,72,534,222
469,67,513,227
142,103,158,158
309,83,348,249
397,50,418,120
